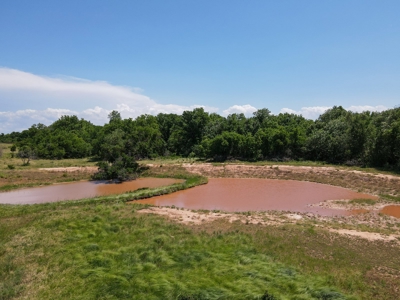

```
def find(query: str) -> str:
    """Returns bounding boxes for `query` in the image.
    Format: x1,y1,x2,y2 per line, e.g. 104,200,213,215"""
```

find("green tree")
10,144,16,158
156,113,181,145
93,129,141,181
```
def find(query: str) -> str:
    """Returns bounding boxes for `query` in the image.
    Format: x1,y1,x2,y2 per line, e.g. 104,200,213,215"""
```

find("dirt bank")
182,163,400,181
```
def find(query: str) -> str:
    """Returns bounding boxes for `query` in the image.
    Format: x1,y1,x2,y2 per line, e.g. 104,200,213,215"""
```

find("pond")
135,178,379,216
2,177,395,219
0,178,184,205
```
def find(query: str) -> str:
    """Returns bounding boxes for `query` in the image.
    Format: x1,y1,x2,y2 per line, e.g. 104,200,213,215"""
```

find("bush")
17,146,35,165
92,155,141,182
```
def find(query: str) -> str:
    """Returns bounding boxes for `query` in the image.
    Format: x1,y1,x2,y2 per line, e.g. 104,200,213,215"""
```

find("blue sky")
0,0,399,132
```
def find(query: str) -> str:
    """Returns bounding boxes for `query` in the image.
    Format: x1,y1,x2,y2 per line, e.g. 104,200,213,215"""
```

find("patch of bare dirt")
137,207,301,226
329,228,399,242
138,207,400,243
38,166,98,173
309,199,389,212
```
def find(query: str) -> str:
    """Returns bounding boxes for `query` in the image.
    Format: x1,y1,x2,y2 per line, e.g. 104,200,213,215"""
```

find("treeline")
1,106,399,169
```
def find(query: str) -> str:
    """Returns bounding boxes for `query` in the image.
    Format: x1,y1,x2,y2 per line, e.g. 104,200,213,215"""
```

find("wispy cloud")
222,104,257,116
0,68,149,105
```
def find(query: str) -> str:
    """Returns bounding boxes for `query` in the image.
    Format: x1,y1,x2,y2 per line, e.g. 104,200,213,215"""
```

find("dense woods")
1,106,399,169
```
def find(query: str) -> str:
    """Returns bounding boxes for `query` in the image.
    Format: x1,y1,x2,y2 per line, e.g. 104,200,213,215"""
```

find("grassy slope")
1,202,351,300
1,199,400,299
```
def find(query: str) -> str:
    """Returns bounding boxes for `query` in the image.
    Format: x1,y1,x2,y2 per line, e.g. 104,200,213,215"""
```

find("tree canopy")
1,106,399,170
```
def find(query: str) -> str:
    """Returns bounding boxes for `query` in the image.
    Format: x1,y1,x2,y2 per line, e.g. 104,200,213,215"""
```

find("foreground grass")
0,201,354,300
1,199,400,299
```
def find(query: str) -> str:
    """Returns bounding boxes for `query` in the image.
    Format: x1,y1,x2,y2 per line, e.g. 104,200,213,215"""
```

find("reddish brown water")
380,205,400,218
136,178,378,216
0,178,183,205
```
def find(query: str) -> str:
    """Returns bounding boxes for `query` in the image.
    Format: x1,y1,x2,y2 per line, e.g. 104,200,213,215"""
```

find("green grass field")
1,197,400,299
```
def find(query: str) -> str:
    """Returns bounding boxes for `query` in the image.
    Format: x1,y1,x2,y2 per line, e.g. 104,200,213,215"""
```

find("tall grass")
381,194,400,202
0,203,352,299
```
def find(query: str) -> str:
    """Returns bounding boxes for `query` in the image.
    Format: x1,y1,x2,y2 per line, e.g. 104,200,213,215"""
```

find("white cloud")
280,106,331,119
0,68,393,132
280,105,389,120
0,108,77,133
0,68,148,104
280,108,297,114
222,104,257,116
0,104,220,133
346,105,388,113
0,68,218,132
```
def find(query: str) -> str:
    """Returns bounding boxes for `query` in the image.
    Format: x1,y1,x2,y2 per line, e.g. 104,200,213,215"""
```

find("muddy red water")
136,178,378,216
0,178,183,205
380,205,400,218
